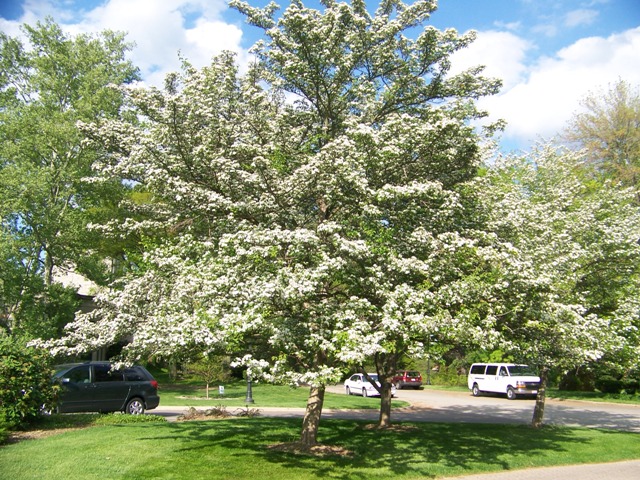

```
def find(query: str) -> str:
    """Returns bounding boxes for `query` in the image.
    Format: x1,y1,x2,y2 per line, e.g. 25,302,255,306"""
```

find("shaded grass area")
2,416,639,480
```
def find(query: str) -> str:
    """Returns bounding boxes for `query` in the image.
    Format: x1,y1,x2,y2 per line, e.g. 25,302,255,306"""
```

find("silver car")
344,373,397,397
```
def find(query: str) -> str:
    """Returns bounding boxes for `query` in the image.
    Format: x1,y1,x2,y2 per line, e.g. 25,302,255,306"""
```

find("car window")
407,371,419,377
470,365,486,375
124,368,145,381
486,365,498,375
93,364,124,382
499,367,508,376
66,365,91,384
508,365,537,376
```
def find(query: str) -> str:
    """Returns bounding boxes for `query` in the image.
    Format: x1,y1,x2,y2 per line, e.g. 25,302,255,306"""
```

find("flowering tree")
38,0,501,445
474,146,640,427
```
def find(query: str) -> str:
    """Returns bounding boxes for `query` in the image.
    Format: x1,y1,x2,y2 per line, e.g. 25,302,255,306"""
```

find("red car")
393,370,422,389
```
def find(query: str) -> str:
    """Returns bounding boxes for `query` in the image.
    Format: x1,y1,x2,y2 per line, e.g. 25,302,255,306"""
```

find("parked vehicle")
344,373,397,397
53,361,160,414
392,370,422,389
467,363,540,400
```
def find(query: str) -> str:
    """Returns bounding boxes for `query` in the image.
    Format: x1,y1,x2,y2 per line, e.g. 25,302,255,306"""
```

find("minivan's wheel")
472,383,481,397
346,387,351,396
506,387,517,400
125,397,145,415
362,388,368,397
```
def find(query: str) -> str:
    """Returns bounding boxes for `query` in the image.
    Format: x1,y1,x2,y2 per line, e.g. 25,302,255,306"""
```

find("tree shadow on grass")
135,417,604,479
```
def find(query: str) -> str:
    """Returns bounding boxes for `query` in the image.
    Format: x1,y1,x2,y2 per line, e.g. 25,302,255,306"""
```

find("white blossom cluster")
470,146,640,368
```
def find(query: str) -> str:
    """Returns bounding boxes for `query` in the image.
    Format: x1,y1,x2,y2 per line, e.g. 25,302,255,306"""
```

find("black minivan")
53,362,160,414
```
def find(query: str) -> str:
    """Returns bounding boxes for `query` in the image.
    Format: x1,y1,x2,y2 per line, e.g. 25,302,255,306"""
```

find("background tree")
39,0,501,448
0,19,140,338
475,145,640,427
185,354,231,399
563,79,640,195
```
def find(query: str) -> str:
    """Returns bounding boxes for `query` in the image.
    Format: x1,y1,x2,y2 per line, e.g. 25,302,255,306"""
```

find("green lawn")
545,389,640,404
156,376,409,409
2,416,639,480
156,369,640,407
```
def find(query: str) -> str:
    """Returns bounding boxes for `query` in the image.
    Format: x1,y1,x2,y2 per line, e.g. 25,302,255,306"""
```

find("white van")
467,363,540,400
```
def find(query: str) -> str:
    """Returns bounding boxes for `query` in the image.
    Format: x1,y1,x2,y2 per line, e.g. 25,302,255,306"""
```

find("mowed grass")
2,416,639,480
156,376,409,409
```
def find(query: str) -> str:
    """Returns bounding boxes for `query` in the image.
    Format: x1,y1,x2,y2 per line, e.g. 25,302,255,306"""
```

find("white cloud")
1,0,246,87
448,30,533,91
564,9,599,27
531,22,558,38
451,26,640,150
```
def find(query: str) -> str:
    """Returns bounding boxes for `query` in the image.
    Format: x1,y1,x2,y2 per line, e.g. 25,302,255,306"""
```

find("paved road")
384,386,640,432
150,386,640,479
153,386,640,431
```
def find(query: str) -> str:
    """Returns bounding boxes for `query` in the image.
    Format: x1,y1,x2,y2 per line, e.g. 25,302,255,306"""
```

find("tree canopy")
38,0,502,442
563,79,640,194
0,19,140,337
27,2,639,441
474,146,640,426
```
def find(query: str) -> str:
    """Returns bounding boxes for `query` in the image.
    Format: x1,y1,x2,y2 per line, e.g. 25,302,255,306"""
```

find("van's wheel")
362,388,368,397
506,387,517,400
125,397,145,415
346,387,351,395
472,383,481,397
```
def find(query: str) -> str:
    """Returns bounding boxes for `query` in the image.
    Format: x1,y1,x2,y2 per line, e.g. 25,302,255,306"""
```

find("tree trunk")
378,381,393,428
299,385,325,446
372,353,398,428
44,248,54,287
531,366,549,428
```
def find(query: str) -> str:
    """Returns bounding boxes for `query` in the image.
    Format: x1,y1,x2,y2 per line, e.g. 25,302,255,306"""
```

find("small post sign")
218,385,225,396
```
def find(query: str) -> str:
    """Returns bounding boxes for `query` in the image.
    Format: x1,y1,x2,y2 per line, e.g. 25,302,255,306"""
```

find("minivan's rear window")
470,365,486,374
125,369,146,381
94,364,124,382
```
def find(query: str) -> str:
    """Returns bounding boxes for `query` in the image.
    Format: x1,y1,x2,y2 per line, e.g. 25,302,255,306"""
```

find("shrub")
558,368,595,391
594,375,623,394
429,365,467,387
94,413,167,425
623,379,639,395
0,410,8,444
0,336,58,429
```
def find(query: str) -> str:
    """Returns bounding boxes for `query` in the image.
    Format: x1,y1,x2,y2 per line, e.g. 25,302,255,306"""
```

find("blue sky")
1,0,639,151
